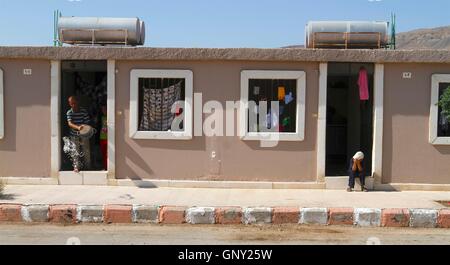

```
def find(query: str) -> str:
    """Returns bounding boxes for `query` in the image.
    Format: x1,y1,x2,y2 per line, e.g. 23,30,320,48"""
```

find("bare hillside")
396,26,450,50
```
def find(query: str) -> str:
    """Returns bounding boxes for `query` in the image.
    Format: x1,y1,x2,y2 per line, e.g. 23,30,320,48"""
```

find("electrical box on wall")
23,69,32,76
402,72,412,79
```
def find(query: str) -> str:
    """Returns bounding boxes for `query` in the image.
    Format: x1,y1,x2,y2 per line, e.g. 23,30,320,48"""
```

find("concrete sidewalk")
1,185,450,228
1,185,449,209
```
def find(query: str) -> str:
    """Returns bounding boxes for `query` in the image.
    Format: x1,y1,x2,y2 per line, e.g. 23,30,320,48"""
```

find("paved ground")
1,224,449,245
1,185,450,209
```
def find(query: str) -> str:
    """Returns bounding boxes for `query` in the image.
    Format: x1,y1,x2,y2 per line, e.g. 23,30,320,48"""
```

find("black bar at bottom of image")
0,245,448,264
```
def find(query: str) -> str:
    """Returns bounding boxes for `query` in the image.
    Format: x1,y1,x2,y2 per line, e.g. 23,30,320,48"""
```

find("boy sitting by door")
347,151,369,192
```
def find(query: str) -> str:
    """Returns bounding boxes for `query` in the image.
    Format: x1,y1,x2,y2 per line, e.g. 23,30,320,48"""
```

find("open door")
326,63,374,176
60,60,107,172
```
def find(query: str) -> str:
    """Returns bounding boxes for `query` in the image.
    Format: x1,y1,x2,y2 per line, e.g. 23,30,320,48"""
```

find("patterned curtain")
140,82,182,131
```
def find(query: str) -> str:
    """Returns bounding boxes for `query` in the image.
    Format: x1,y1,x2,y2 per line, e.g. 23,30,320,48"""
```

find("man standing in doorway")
66,96,91,172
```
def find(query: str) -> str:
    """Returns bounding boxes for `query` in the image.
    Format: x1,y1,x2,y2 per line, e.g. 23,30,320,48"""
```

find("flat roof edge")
0,46,449,63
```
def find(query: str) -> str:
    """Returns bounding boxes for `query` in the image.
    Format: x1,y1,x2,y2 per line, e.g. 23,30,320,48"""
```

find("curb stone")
21,205,49,223
159,206,187,224
354,208,382,227
410,209,438,228
300,208,328,225
132,205,159,223
76,205,104,223
215,207,242,224
186,207,216,224
0,203,447,229
243,207,272,224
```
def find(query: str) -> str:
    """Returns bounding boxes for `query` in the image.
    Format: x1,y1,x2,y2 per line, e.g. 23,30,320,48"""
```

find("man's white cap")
353,151,365,160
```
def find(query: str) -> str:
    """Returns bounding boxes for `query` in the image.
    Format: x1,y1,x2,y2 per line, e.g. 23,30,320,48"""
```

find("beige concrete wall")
115,61,319,182
0,60,51,178
383,63,450,184
2,57,448,185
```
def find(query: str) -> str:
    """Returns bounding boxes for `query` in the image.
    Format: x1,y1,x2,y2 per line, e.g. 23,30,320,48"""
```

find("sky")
0,0,449,48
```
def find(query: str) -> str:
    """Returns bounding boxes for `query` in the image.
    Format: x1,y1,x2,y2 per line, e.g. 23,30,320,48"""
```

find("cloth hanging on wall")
282,117,291,127
358,67,370,101
278,86,286,101
253,86,260,95
265,111,279,130
285,92,294,105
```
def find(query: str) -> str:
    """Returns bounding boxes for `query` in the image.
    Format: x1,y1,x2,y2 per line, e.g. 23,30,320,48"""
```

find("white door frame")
317,62,384,185
50,60,61,179
372,64,384,185
106,60,116,180
50,60,116,184
316,63,328,183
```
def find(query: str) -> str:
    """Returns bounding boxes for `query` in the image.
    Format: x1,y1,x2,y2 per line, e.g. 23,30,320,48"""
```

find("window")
430,74,450,145
130,70,193,140
240,70,306,141
0,68,3,139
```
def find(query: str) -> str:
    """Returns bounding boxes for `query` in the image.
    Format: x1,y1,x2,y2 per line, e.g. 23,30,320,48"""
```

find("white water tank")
305,21,389,49
58,16,146,46
139,20,146,45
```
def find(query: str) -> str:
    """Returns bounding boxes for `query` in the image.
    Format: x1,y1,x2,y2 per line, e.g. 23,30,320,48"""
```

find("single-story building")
0,46,449,190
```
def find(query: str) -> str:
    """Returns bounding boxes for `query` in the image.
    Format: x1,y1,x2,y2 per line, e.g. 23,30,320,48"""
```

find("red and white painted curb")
1,204,449,228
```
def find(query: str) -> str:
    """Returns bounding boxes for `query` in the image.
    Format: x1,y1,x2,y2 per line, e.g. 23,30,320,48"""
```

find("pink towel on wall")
358,68,369,101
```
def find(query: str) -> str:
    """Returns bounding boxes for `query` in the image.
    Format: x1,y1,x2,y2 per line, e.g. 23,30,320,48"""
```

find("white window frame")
240,70,306,141
0,68,3,139
430,74,450,145
130,69,193,140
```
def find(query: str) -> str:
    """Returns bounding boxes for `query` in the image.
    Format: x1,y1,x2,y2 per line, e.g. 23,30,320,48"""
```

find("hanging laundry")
140,82,182,131
282,117,291,127
279,105,285,115
285,92,294,105
253,86,260,95
278,86,286,101
272,111,279,129
175,105,183,116
282,116,293,133
249,104,259,132
265,113,272,130
358,67,370,101
265,110,279,130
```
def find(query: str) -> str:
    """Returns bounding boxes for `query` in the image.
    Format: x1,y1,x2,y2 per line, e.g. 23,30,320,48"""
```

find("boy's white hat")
353,151,364,160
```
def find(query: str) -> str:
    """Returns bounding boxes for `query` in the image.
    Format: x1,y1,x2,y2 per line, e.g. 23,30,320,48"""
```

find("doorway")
60,60,107,172
326,63,374,176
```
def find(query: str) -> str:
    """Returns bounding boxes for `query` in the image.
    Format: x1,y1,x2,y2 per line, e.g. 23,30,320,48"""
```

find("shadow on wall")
435,146,450,155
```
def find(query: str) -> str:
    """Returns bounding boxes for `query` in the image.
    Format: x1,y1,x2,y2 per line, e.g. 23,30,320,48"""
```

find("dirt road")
1,224,449,245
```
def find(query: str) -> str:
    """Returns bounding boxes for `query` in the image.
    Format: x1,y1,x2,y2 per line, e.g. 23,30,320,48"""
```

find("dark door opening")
326,63,374,176
60,60,107,172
